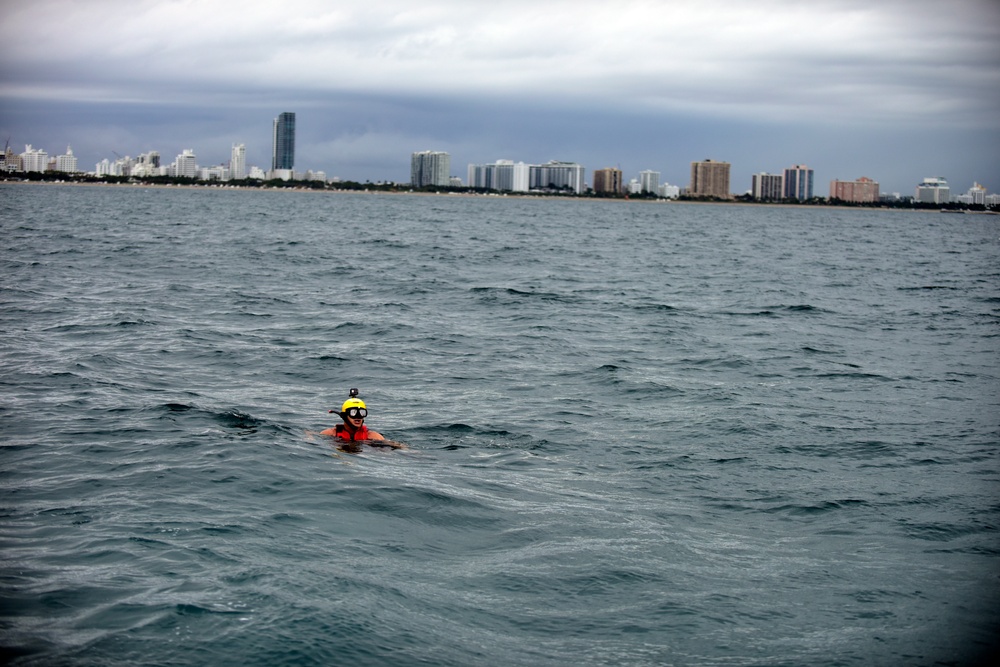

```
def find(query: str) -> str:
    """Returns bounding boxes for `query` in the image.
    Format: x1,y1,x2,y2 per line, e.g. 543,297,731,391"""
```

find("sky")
1,0,998,195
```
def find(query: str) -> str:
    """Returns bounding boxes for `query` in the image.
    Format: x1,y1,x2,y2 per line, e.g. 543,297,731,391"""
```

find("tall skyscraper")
593,167,623,194
689,159,731,198
272,112,295,172
783,164,814,200
411,150,451,187
231,143,247,180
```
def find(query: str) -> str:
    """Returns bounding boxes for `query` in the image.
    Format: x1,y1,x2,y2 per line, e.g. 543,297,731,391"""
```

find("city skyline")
6,134,997,205
1,1,997,194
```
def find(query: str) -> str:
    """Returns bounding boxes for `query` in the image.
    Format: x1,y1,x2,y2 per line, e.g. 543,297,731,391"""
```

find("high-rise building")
272,112,295,172
411,150,451,187
174,149,197,178
689,159,730,198
830,176,879,203
231,143,247,180
965,182,987,205
1,146,20,172
20,145,48,172
593,167,623,194
467,160,530,192
529,161,586,194
752,172,784,201
55,146,78,173
915,177,950,204
783,164,814,200
129,151,161,178
639,170,660,194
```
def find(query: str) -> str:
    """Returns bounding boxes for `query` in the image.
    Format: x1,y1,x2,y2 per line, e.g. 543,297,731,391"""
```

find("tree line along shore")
3,172,996,213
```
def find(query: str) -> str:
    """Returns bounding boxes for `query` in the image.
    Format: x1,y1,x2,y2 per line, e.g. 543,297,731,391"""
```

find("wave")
716,304,832,317
159,402,291,436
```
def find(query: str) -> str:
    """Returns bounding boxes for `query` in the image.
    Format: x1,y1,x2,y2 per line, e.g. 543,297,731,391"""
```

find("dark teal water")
2,183,998,666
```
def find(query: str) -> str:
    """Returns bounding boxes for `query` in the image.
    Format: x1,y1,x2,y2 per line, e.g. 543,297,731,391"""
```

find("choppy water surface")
2,183,998,666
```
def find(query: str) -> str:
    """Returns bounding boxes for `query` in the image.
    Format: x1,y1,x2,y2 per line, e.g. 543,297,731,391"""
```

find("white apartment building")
467,159,530,192
964,182,987,205
129,151,161,178
639,170,660,194
21,145,48,172
200,166,228,181
411,150,451,187
173,149,197,178
55,146,78,173
658,183,680,199
529,161,586,194
231,143,247,180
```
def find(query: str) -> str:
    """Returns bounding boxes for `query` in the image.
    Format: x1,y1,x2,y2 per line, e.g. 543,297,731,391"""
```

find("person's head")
339,394,367,429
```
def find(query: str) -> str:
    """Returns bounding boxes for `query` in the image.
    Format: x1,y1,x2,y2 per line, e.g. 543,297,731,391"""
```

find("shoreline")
3,179,992,214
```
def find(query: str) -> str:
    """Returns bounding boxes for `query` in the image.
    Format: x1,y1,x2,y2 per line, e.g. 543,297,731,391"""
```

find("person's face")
344,407,367,428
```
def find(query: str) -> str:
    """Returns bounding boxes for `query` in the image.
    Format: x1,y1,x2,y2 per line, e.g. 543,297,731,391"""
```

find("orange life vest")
334,424,370,441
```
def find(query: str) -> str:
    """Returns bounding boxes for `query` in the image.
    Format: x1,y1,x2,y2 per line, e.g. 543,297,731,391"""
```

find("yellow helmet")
341,397,366,413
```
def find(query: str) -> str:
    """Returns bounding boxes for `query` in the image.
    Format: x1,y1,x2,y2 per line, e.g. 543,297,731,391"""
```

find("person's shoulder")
366,430,385,440
320,426,340,436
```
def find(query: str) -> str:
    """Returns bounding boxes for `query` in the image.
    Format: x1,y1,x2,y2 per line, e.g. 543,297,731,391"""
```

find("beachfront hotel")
915,177,950,204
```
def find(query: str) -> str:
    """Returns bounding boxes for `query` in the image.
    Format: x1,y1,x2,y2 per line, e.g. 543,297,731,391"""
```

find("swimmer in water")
321,389,406,451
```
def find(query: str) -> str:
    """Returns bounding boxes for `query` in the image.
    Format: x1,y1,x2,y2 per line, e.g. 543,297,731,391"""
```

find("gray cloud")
1,0,998,192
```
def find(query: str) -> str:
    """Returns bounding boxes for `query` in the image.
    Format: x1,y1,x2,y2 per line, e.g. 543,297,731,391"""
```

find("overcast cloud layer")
1,0,998,193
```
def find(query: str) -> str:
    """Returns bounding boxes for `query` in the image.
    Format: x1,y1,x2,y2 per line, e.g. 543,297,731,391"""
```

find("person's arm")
319,427,337,436
366,431,409,449
377,440,408,450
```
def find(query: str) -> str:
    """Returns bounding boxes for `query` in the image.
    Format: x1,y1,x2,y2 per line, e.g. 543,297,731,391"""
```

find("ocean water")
1,182,998,666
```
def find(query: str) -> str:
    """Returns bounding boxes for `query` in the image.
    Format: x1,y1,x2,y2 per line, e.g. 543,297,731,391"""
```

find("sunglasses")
344,407,367,419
